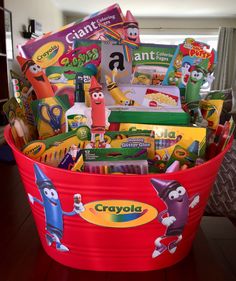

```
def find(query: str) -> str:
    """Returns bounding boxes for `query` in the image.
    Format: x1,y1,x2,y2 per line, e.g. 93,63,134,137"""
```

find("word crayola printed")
23,142,46,159
32,41,65,68
80,200,158,228
20,4,125,69
119,123,206,161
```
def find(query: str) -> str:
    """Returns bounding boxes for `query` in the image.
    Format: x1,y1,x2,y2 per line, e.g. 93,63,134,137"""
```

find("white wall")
138,17,236,29
5,0,63,71
64,14,236,34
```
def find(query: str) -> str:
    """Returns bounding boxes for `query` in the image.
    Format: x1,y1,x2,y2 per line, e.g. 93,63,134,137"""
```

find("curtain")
211,27,236,90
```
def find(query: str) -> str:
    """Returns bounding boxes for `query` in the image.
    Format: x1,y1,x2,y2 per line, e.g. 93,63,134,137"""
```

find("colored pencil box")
21,126,90,167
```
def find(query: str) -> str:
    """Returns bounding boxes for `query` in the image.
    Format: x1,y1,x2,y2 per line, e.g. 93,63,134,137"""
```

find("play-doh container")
4,125,232,271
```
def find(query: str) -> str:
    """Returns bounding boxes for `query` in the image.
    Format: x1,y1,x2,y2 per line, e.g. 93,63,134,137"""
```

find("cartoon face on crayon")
27,164,85,252
89,76,106,121
150,178,199,258
86,76,110,148
124,10,140,43
91,91,105,107
125,25,139,42
17,56,54,100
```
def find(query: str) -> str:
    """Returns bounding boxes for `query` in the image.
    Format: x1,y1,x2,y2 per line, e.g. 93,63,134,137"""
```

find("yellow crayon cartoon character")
105,75,139,106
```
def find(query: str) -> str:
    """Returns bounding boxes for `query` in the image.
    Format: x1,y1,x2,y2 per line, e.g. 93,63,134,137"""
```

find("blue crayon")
188,140,199,155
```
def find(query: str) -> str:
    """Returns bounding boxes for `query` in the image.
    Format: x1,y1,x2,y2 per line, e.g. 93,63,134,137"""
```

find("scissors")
38,103,63,134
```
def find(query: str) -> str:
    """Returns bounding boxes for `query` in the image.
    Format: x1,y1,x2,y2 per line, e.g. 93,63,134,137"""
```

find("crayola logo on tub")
80,200,158,228
32,41,65,68
22,142,46,159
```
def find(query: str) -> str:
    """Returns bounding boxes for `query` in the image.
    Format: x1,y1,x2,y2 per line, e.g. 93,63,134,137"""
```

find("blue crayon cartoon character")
150,178,199,258
28,163,85,252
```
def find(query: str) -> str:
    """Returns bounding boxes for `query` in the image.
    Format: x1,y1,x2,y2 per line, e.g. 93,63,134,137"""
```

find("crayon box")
119,123,206,161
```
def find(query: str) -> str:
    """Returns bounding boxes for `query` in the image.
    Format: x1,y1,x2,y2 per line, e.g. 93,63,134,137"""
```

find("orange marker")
17,56,54,100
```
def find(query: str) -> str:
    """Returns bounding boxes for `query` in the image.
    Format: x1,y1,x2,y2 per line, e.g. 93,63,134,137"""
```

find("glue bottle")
66,73,88,132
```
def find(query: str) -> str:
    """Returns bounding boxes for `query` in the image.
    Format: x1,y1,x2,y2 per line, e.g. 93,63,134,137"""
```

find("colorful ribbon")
99,23,139,62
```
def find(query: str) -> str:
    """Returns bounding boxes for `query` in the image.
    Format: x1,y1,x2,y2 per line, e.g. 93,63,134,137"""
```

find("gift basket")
3,3,235,271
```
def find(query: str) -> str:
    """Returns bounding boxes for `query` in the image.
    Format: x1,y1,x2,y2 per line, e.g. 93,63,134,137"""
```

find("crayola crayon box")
119,123,206,161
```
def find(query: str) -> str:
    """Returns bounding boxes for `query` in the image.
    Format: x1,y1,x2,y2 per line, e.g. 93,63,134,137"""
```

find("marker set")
83,148,148,174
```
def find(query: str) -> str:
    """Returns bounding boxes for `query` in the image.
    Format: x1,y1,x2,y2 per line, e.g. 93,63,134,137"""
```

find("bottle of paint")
66,73,88,132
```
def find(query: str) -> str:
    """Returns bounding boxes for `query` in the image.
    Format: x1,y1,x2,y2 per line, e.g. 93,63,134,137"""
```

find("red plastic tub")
4,125,233,271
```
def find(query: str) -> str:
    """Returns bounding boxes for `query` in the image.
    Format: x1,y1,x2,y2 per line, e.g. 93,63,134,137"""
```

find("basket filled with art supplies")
4,3,235,271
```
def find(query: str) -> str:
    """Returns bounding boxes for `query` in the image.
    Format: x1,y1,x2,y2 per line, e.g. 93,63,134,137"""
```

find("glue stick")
66,73,88,132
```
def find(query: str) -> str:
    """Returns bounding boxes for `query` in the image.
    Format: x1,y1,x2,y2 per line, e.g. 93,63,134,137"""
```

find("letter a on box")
101,42,132,84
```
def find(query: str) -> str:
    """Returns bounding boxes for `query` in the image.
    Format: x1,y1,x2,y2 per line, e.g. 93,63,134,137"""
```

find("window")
140,30,219,50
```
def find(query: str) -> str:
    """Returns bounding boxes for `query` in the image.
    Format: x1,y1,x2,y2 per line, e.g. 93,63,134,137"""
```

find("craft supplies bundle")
4,3,235,175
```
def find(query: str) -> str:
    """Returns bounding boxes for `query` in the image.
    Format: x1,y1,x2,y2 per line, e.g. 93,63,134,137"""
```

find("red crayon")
124,10,140,44
88,76,109,148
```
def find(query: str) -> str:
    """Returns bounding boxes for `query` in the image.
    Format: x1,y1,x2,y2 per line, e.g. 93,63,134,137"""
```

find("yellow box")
119,123,206,161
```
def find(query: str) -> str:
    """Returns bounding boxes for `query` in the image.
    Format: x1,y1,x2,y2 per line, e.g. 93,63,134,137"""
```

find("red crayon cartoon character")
17,56,54,100
124,10,140,44
86,76,110,148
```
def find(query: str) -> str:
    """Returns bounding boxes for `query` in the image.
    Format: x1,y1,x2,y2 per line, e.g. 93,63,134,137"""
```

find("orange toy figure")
123,10,140,44
86,76,110,148
17,56,54,100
